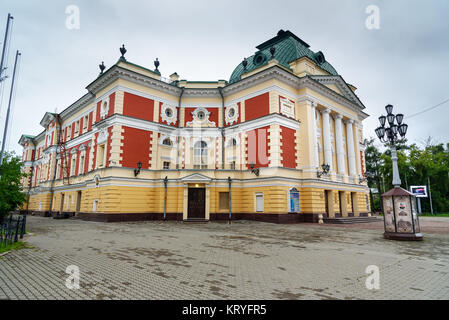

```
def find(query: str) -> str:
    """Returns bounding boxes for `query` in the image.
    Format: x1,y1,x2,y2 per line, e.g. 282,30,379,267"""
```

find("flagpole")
0,50,21,165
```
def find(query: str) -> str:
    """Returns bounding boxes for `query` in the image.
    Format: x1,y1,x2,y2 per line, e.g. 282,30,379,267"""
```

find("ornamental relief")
186,107,216,127
160,103,177,125
97,129,108,144
280,98,295,118
225,104,239,125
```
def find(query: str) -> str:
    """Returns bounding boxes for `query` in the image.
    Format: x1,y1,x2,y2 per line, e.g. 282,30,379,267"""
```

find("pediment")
309,75,365,109
180,173,212,182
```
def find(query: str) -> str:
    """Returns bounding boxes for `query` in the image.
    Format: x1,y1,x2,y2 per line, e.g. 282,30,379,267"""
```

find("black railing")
0,214,27,247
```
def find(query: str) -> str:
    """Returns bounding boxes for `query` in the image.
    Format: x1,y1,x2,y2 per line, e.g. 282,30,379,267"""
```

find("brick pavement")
0,216,448,300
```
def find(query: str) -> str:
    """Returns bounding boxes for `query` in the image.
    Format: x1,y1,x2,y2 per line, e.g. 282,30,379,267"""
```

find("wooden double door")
188,188,206,219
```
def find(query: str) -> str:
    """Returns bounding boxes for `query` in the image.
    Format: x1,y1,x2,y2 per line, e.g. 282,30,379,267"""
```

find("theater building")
19,30,370,223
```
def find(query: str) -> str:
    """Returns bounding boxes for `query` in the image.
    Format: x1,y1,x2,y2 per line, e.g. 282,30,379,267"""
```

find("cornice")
87,65,182,97
60,92,95,121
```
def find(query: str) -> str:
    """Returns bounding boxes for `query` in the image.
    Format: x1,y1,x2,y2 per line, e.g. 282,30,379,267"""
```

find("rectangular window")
83,116,88,130
230,161,236,170
255,193,264,212
67,126,71,139
163,161,170,170
71,157,76,176
79,155,85,175
97,144,105,168
75,120,80,134
56,159,60,179
219,192,229,210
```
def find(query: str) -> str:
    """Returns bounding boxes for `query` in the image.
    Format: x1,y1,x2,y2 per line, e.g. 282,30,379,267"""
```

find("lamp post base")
384,232,423,241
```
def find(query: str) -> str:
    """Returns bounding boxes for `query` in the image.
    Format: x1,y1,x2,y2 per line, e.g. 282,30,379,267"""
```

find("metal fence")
0,214,27,247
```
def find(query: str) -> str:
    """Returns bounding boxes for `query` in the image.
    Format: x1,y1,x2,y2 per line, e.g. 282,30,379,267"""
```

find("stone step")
323,216,382,224
183,218,209,223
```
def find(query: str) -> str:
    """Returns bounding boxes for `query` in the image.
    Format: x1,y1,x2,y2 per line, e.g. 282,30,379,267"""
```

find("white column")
334,114,345,175
345,119,356,177
321,108,333,171
311,102,319,168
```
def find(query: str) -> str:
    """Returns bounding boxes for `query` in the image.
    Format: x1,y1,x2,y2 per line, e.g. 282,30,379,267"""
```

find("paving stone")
0,216,448,299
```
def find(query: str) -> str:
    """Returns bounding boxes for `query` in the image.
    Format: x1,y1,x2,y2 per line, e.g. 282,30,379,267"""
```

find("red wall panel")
246,126,270,169
280,126,296,169
123,92,154,121
120,126,151,169
245,92,270,121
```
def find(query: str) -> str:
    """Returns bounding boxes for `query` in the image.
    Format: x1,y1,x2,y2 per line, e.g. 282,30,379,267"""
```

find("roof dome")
229,30,338,84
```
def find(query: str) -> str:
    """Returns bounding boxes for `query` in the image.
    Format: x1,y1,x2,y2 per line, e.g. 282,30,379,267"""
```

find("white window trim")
255,192,264,212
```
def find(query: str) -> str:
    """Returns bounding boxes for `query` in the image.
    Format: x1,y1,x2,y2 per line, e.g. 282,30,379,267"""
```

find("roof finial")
270,46,276,59
242,57,248,70
154,58,160,71
120,44,127,58
99,61,106,74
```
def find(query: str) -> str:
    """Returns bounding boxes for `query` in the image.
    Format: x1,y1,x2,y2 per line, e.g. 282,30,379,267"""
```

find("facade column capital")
320,107,331,115
333,113,343,120
306,100,318,109
344,118,354,125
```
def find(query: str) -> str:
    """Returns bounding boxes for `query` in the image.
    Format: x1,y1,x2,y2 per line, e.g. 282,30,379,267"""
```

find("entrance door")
188,188,206,219
76,191,82,215
60,194,65,213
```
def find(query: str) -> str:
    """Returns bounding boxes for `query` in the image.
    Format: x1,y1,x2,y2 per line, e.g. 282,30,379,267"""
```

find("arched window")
162,138,172,146
194,141,208,169
230,138,237,146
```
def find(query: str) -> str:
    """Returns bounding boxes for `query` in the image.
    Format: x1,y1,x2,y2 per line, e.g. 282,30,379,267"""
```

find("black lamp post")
375,104,408,187
134,161,142,177
375,105,422,240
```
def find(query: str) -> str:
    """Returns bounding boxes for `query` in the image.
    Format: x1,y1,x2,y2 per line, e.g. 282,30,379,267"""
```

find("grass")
419,213,449,217
0,241,32,254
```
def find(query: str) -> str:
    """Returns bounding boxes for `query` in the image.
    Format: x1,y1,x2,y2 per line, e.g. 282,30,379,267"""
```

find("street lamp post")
375,105,422,241
375,104,408,187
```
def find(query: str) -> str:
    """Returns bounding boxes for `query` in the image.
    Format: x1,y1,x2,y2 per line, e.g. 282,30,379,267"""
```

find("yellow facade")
20,30,371,223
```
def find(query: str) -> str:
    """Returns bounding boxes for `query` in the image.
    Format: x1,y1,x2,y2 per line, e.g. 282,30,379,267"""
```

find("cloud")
1,0,448,155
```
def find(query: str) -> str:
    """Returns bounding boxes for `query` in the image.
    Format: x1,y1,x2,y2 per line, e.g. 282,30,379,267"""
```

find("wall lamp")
317,163,330,178
250,163,260,176
134,161,142,177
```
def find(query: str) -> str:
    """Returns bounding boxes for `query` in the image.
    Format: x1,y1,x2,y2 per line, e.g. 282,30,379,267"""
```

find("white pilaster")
311,102,319,168
334,114,345,175
321,108,333,171
345,119,356,177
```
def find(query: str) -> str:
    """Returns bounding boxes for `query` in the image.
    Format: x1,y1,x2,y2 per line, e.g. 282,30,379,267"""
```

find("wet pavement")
0,216,448,300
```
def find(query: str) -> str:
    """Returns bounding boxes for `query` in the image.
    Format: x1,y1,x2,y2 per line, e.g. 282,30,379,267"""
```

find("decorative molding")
225,104,239,125
160,103,177,125
186,107,216,127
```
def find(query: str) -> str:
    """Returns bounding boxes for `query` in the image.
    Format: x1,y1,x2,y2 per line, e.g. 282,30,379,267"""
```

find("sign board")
410,186,428,198
288,188,300,213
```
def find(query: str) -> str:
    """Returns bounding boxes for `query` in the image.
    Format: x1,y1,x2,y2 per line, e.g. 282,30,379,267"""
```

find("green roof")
229,30,338,84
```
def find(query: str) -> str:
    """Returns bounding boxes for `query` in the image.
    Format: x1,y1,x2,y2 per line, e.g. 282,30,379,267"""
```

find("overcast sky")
1,0,448,155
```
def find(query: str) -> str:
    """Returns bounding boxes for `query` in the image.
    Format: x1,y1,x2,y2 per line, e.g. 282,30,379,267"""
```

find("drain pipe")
218,87,225,169
163,176,168,220
228,176,232,223
176,87,185,169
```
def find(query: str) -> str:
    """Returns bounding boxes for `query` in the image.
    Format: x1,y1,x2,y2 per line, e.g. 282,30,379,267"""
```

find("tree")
364,137,383,211
0,153,27,222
